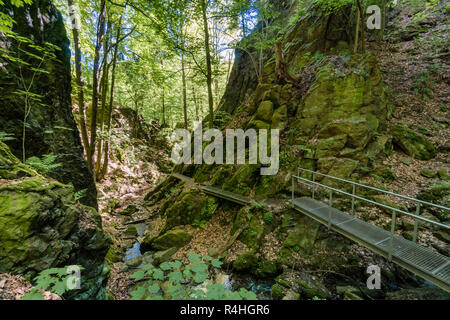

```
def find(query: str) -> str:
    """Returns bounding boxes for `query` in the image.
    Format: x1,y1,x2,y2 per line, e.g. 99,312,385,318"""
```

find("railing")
291,167,450,261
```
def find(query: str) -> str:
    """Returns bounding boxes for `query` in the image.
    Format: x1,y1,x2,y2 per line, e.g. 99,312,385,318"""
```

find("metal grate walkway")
289,197,450,292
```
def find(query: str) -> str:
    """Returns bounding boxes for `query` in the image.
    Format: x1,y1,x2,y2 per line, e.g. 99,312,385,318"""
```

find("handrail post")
389,210,397,261
351,184,356,215
312,173,316,199
328,190,333,229
413,203,420,243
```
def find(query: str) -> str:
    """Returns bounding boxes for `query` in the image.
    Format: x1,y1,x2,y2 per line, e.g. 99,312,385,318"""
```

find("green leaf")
147,282,160,294
21,290,45,300
169,260,182,270
191,263,207,273
211,259,223,268
160,262,171,271
152,269,164,280
130,286,146,300
131,270,146,281
193,272,208,284
168,271,182,283
187,252,200,263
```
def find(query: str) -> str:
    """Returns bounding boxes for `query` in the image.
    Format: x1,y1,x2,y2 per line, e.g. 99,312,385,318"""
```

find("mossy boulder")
391,125,437,160
421,169,436,178
153,247,178,265
163,190,209,230
256,260,282,278
223,164,260,196
0,142,110,299
282,221,319,255
150,229,192,251
294,274,331,299
417,182,450,204
319,115,379,149
321,158,359,186
255,101,274,122
271,105,288,130
315,135,348,159
233,251,258,272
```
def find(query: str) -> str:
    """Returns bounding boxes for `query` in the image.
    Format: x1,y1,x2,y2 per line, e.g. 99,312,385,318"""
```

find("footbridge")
289,168,450,292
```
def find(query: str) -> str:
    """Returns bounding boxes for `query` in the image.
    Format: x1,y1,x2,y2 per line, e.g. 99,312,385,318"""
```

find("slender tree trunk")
353,7,360,53
181,25,188,130
100,20,121,179
89,0,106,172
201,0,214,129
192,84,199,121
68,0,89,156
356,0,365,53
161,87,166,126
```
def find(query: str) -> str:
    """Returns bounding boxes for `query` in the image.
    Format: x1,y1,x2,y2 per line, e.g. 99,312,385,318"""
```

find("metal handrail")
291,167,449,263
293,175,450,230
297,167,450,211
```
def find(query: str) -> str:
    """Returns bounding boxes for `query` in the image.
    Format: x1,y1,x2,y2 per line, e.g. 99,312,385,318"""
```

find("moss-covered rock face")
0,0,97,208
0,142,110,299
233,251,259,272
391,124,437,160
163,190,209,230
148,229,192,251
223,165,260,196
256,101,274,122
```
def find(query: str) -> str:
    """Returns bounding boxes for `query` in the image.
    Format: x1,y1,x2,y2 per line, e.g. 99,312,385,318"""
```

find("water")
123,242,141,262
123,223,147,262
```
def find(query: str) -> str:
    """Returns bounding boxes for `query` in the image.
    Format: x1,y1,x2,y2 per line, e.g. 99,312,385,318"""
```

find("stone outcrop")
0,142,110,299
0,0,97,208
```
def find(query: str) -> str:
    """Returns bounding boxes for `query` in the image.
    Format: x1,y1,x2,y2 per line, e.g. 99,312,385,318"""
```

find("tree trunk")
181,25,188,130
67,0,89,156
201,0,214,129
356,0,365,53
100,18,122,179
96,22,111,177
88,0,106,172
353,6,360,54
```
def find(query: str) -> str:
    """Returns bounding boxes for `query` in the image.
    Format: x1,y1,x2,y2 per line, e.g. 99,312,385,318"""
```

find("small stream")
123,223,147,262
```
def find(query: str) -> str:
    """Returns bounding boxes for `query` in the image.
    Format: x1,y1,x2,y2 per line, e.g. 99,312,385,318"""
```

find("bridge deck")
202,185,251,205
289,197,450,292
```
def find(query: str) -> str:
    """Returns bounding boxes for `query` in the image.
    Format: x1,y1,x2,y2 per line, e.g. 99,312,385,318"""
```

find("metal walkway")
290,168,450,292
171,173,251,205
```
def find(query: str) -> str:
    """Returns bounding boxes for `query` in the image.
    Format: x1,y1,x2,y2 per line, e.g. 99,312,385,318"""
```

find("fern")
0,131,15,142
25,153,62,174
74,188,87,202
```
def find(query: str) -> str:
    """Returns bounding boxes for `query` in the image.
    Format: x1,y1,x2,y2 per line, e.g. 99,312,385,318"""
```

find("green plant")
25,153,62,174
129,253,257,300
263,212,273,224
0,32,60,162
74,188,87,202
250,200,266,209
21,266,83,300
0,131,15,142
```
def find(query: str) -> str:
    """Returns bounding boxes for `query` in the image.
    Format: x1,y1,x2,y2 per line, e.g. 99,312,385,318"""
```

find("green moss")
163,190,209,230
391,124,437,160
233,251,258,272
223,164,260,196
255,101,274,122
150,229,192,251
271,283,284,300
257,260,282,278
